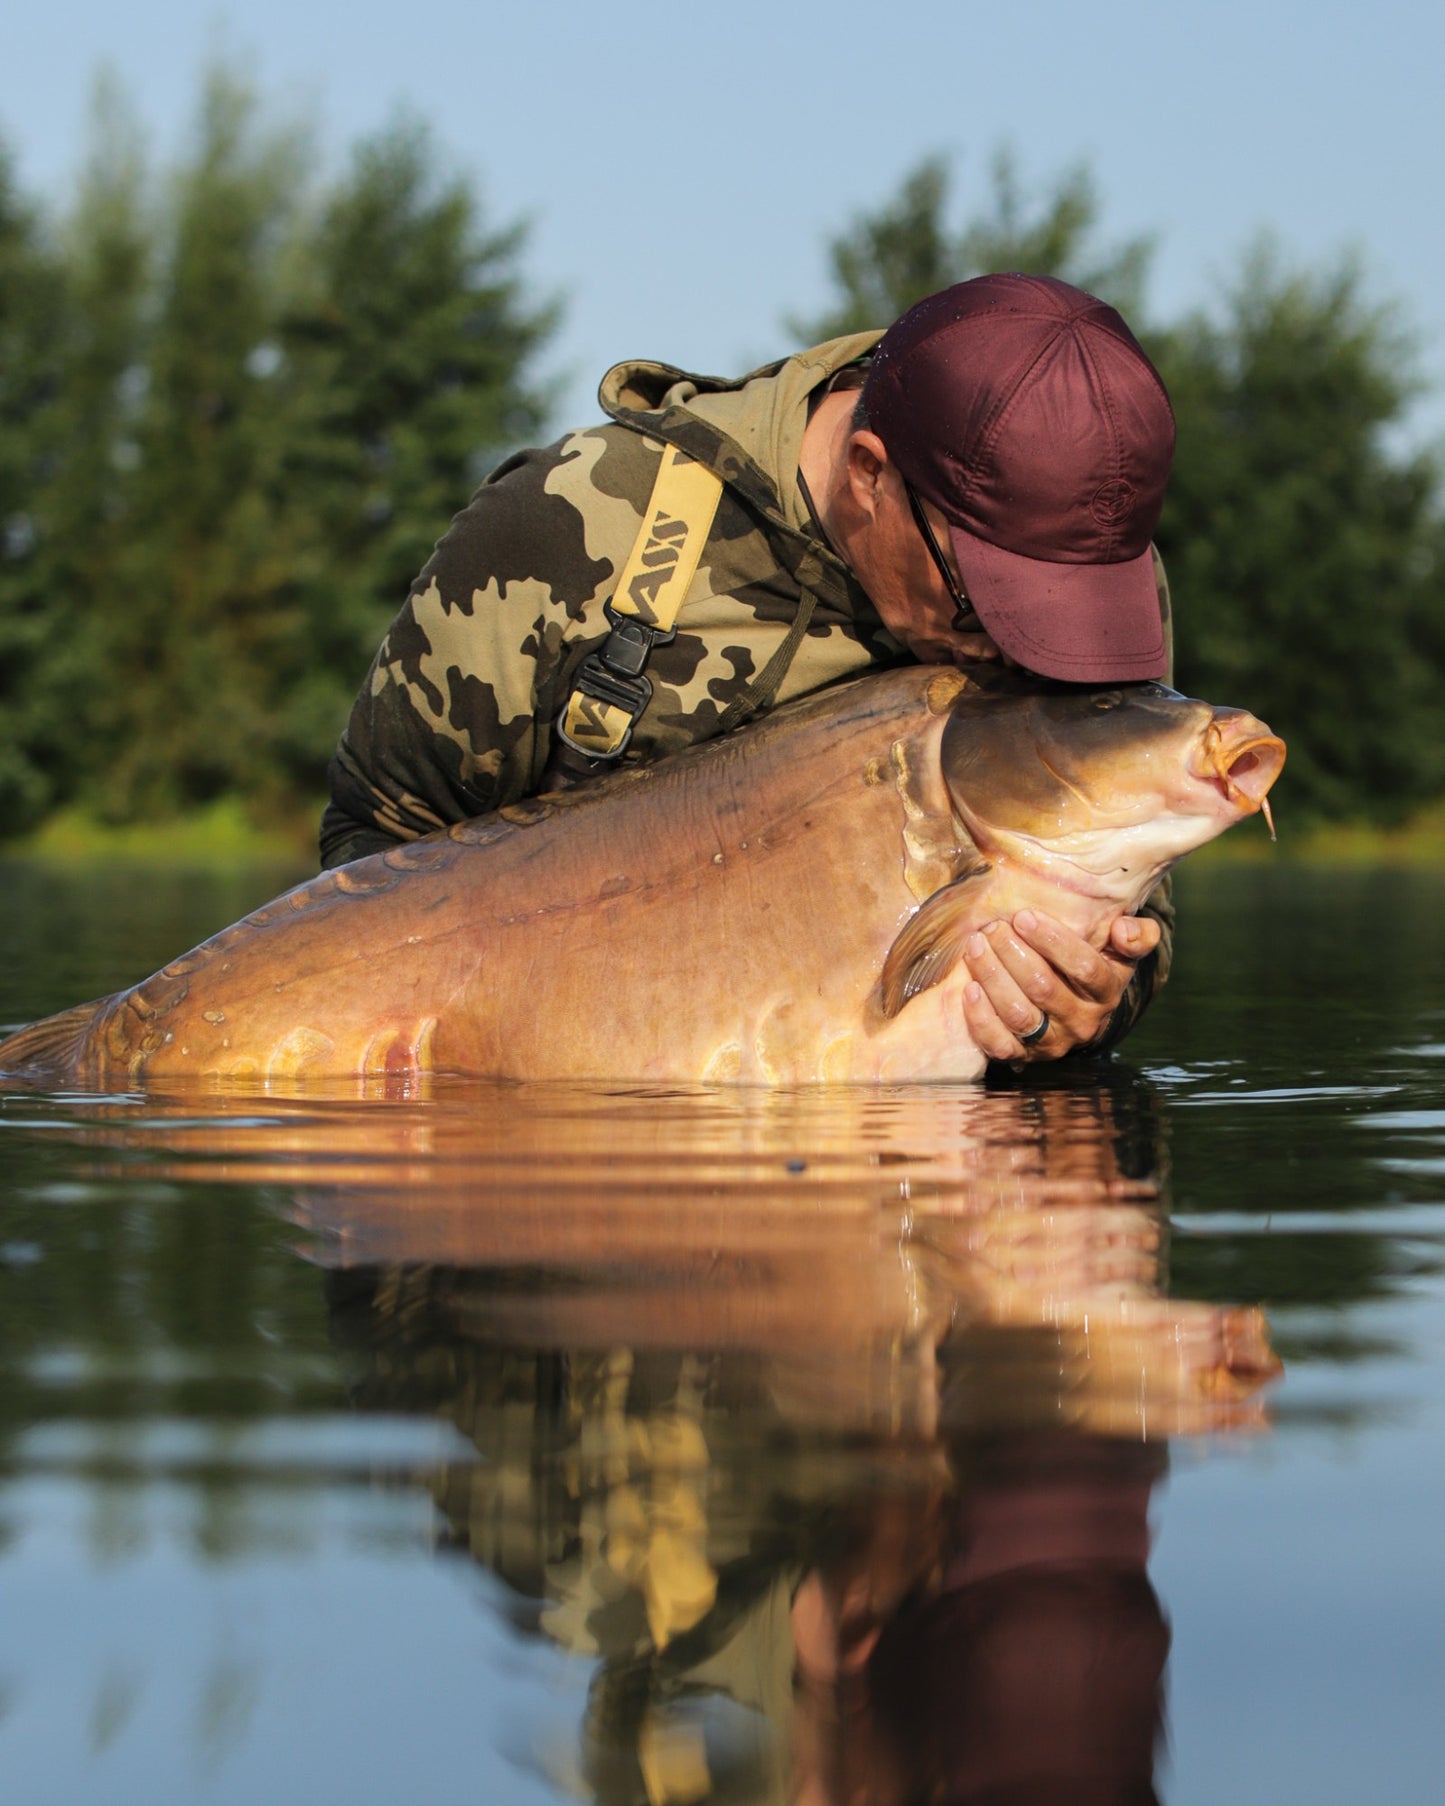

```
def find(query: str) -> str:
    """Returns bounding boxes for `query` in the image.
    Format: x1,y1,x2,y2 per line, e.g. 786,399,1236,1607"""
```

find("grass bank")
1193,800,1445,866
10,797,320,869
8,795,1445,870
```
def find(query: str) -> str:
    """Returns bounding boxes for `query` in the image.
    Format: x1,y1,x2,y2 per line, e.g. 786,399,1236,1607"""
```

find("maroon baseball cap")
864,273,1175,682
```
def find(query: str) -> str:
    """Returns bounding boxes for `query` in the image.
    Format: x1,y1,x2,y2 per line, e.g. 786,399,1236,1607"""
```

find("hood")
598,330,884,540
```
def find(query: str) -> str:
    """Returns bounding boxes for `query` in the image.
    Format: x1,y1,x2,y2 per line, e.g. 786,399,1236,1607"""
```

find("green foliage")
0,144,70,829
271,116,560,787
789,148,1152,342
799,159,1445,823
1149,243,1445,822
0,66,557,837
88,69,311,821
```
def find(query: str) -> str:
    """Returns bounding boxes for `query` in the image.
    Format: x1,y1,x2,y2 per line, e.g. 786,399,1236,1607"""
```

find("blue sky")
6,0,1444,443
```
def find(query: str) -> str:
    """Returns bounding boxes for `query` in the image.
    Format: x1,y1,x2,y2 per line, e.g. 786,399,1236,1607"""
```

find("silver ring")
1018,1011,1050,1047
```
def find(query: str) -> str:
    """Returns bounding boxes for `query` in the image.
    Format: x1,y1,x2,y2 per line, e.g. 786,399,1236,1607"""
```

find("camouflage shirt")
320,331,1174,1050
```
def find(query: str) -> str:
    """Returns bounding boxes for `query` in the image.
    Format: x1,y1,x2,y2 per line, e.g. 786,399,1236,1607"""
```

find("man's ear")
843,429,891,518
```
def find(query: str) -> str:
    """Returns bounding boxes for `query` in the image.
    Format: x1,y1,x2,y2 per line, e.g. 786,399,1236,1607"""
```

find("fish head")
878,682,1285,1020
940,682,1287,905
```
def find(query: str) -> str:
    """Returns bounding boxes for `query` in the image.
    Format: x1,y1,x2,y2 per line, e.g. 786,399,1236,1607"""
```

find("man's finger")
963,979,1047,1063
1009,910,1135,1003
964,932,1050,1040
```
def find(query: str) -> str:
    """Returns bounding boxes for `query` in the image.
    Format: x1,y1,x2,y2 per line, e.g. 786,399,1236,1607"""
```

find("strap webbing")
557,448,722,763
716,575,819,735
609,447,723,631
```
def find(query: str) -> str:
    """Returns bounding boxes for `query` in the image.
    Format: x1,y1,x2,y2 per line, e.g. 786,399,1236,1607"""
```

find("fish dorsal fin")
0,999,104,1079
880,860,992,1020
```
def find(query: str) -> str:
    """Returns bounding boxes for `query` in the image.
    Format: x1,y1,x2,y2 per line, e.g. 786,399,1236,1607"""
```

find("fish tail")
0,1000,105,1081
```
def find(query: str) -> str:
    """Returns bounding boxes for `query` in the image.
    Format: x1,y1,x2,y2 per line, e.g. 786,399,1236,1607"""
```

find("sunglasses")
903,479,985,635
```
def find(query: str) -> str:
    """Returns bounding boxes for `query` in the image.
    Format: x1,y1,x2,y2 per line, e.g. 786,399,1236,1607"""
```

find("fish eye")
1089,691,1124,711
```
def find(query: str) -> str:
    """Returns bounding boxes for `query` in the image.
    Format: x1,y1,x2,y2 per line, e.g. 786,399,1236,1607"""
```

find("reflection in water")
1,1068,1283,1802
331,1299,1186,1804
795,1435,1170,1806
21,1070,1279,1804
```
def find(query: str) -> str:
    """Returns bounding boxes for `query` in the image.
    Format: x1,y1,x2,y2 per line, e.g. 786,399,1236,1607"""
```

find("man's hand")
961,910,1161,1065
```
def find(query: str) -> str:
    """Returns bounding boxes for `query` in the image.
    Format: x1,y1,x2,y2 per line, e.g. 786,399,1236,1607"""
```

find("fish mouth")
1198,718,1287,833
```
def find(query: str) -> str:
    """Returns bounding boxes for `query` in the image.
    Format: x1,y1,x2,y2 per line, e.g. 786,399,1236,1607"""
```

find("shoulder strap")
556,447,723,764
715,555,823,735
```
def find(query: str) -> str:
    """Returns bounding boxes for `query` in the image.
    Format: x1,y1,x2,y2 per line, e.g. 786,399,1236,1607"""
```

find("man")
321,273,1176,1065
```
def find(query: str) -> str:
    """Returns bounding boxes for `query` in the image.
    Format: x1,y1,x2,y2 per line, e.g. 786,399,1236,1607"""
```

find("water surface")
1,857,1442,1804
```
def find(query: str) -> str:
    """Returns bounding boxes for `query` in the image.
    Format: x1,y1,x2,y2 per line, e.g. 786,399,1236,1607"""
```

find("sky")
6,0,1445,446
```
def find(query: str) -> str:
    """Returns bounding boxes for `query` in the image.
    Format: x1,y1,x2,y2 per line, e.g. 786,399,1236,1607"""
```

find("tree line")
2,87,1441,847
0,71,556,840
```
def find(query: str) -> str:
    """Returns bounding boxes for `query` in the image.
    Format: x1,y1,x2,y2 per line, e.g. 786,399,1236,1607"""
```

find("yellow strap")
608,447,723,631
558,689,638,760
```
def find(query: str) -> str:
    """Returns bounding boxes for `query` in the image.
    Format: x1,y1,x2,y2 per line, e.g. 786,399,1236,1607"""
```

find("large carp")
0,668,1283,1087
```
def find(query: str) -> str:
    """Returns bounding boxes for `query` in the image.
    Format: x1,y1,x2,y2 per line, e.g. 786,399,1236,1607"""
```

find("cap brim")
947,523,1167,684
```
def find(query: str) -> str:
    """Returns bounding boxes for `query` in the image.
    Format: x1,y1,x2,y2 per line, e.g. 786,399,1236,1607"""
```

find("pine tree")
270,115,559,790
0,69,561,841
75,68,310,822
23,77,155,819
0,143,69,828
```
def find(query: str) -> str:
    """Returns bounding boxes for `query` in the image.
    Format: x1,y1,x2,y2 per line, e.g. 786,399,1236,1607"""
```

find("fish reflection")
214,1075,1277,1806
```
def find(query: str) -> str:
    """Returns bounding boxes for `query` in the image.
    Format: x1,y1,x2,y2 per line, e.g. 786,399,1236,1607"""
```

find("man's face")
846,447,1002,668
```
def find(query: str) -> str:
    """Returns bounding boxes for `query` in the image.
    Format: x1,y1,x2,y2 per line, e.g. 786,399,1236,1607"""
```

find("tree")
77,66,310,822
15,67,560,831
17,77,156,822
1149,242,1445,821
270,116,559,791
0,143,70,830
789,148,1152,343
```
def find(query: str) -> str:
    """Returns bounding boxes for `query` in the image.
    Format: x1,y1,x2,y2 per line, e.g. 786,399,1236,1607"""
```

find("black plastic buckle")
598,603,675,678
555,606,678,762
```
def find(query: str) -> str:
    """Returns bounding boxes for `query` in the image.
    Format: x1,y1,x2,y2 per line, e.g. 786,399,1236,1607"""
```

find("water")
0,856,1442,1805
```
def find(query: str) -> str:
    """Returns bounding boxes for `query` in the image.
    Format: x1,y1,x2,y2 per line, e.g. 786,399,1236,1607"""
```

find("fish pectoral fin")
880,864,991,1020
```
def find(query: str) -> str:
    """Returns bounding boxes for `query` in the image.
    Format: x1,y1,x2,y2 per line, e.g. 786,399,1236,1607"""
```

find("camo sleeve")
320,433,640,868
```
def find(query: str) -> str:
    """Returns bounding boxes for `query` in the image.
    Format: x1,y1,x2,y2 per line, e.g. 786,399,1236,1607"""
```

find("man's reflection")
791,1432,1168,1806
316,1077,1278,1805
